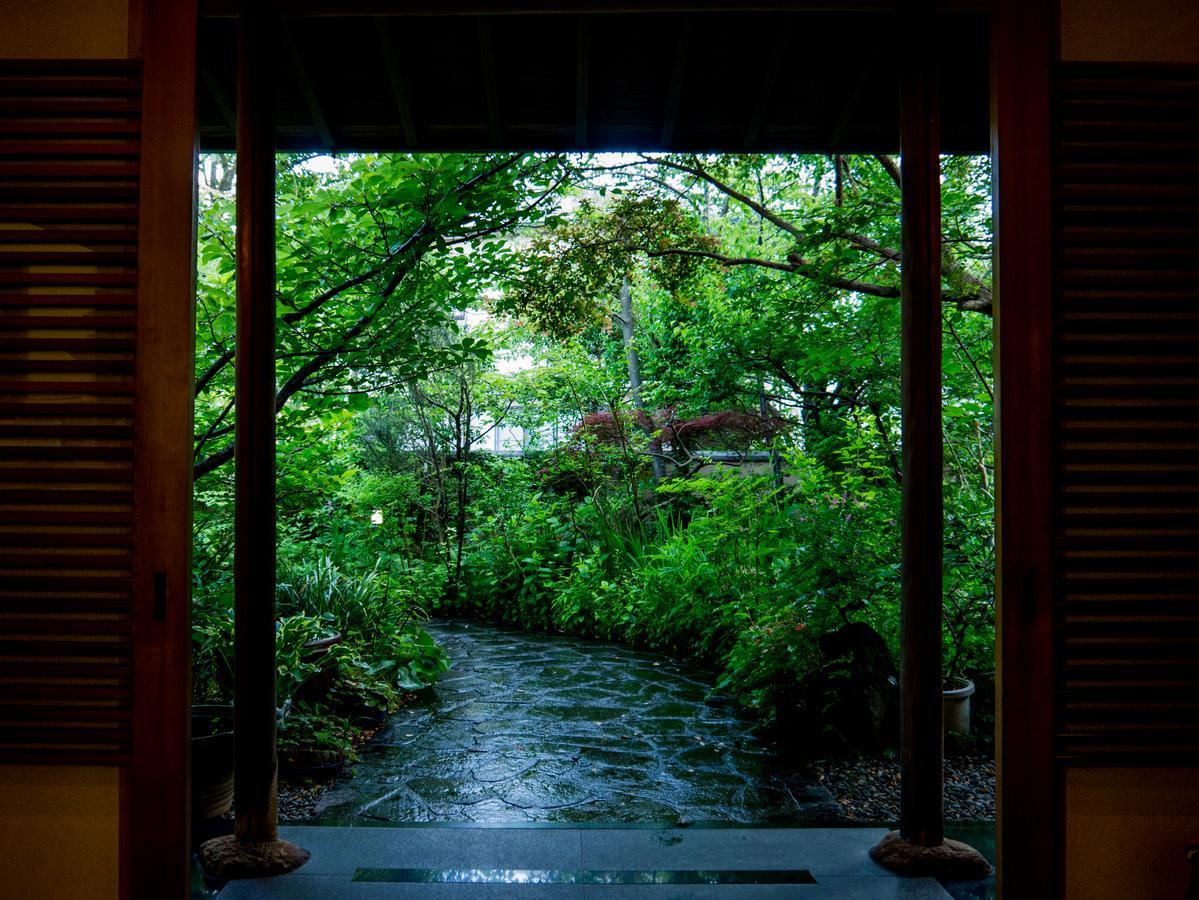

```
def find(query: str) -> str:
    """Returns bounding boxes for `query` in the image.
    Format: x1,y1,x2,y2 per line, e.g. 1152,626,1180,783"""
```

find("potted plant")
277,703,353,782
943,585,990,737
276,615,343,707
294,627,344,705
191,704,235,820
943,674,976,737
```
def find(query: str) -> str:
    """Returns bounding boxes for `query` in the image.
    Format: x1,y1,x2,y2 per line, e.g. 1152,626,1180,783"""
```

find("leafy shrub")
277,704,356,759
192,553,448,770
452,444,980,729
276,555,449,699
192,581,234,703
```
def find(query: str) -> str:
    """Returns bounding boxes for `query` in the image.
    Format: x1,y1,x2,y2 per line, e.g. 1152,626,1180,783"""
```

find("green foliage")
499,195,714,339
277,704,356,759
192,552,448,767
192,149,996,754
452,448,916,717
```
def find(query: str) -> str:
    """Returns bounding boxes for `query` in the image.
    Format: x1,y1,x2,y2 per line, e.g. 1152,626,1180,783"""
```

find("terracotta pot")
943,678,976,736
191,704,234,820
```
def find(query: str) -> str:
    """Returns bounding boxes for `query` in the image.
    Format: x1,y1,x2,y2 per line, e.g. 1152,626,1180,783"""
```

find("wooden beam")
477,17,503,146
992,0,1057,896
202,0,991,16
281,20,334,149
741,25,790,149
658,23,688,148
375,17,417,146
827,63,871,150
132,0,198,896
897,0,943,849
234,0,281,846
575,16,590,147
201,64,235,132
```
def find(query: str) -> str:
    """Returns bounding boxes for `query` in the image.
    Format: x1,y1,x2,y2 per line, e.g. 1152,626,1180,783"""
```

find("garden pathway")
311,621,845,825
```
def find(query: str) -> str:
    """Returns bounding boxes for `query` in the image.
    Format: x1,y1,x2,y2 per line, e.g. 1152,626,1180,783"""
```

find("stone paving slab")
214,827,950,899
219,879,949,899
311,623,843,826
574,883,949,899
285,825,584,876
577,827,893,877
218,877,586,898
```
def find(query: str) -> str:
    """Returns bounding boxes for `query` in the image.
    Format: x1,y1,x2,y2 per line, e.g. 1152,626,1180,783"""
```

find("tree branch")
637,154,805,241
195,346,235,398
874,154,901,187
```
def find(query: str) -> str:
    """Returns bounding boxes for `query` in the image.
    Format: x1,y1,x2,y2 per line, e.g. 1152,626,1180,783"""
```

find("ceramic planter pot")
191,704,235,820
280,748,346,782
292,631,343,705
943,678,976,736
302,632,343,657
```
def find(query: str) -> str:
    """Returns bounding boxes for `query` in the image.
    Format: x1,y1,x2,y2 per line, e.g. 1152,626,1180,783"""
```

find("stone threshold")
212,825,959,899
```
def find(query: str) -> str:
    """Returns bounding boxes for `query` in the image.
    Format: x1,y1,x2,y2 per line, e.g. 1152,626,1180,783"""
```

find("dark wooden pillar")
234,0,279,845
133,0,199,894
898,2,944,848
991,1,1055,895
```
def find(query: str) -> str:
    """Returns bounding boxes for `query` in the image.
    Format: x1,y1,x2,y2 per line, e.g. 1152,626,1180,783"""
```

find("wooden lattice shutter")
0,60,142,764
1054,62,1199,763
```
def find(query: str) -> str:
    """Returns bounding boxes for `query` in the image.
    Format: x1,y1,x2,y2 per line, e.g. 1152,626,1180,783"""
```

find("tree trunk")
618,278,666,479
452,374,471,601
760,385,783,488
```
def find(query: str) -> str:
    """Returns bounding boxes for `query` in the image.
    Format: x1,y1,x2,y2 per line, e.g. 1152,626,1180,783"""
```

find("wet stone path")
311,621,845,825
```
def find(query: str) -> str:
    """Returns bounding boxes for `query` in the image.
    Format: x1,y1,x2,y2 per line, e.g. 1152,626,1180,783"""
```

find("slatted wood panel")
0,61,141,764
1054,63,1199,763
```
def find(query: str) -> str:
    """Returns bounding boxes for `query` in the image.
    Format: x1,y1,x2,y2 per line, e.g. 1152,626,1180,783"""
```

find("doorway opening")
187,6,1000,897
189,148,994,833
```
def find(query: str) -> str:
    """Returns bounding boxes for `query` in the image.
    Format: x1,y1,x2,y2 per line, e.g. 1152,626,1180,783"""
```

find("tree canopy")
192,150,995,756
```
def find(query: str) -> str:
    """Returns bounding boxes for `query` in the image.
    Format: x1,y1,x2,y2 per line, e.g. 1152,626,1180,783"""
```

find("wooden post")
200,3,308,875
897,1,944,849
234,0,279,846
867,5,987,880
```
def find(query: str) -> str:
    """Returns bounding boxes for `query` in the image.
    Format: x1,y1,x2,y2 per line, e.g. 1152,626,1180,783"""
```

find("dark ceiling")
197,10,990,154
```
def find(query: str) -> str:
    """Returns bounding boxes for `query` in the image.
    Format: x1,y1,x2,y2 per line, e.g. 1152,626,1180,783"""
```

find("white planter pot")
943,679,976,736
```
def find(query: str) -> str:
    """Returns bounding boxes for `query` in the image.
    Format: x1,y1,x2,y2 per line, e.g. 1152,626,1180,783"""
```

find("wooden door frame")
991,1,1058,898
128,2,1060,895
131,1,199,898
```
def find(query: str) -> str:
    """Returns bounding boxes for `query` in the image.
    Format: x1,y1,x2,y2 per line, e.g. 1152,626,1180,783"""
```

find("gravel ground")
812,754,995,822
278,782,326,821
276,721,387,823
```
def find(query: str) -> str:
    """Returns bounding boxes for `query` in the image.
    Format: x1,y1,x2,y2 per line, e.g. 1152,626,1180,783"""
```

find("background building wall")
0,3,130,898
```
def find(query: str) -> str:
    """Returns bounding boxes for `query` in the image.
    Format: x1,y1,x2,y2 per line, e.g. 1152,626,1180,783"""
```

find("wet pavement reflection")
310,621,844,825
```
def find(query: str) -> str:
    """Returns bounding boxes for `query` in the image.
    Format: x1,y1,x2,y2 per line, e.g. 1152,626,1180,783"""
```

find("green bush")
449,442,991,725
191,552,449,769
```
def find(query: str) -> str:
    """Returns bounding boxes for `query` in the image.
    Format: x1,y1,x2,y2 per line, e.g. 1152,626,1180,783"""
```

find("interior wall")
0,0,129,59
0,6,131,898
0,767,122,900
1057,2,1199,899
1065,769,1199,900
1060,0,1199,63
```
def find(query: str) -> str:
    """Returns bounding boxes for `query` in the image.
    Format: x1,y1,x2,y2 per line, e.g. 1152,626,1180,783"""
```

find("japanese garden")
190,150,995,825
